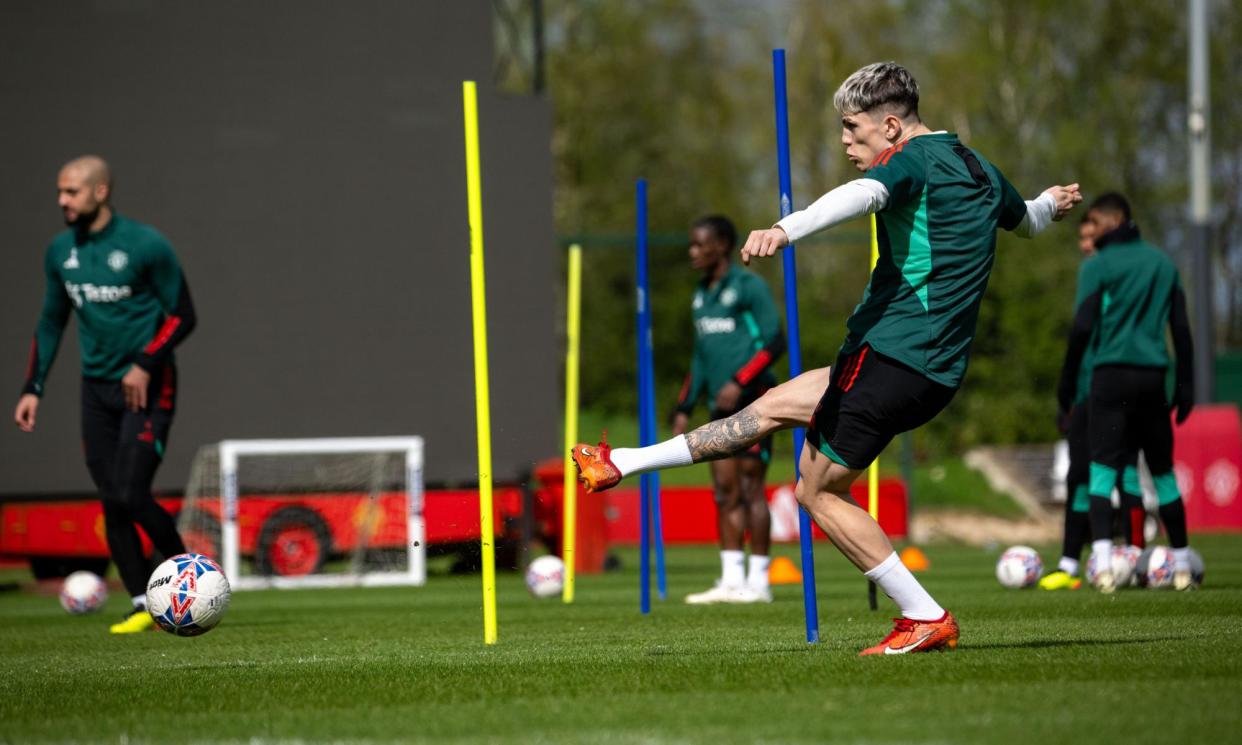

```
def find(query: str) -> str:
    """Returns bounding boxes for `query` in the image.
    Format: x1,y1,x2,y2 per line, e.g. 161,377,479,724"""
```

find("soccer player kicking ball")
674,215,784,605
1057,192,1195,593
574,62,1081,655
13,156,197,633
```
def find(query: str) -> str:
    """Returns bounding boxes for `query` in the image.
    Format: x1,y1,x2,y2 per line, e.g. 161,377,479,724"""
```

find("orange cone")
900,546,930,572
768,556,803,585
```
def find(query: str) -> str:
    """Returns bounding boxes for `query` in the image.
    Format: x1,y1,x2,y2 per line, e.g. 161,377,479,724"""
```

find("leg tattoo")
686,405,763,462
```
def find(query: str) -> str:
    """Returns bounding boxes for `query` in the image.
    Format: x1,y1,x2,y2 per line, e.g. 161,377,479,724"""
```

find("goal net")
177,437,425,590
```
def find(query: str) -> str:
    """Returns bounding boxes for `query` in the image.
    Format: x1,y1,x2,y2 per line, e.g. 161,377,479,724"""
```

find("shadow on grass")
964,634,1190,651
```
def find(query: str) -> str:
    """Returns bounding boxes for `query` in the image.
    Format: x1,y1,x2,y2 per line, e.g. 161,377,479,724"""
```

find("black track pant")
81,367,186,599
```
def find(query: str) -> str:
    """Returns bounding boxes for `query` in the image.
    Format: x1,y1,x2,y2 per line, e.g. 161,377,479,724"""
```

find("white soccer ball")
59,571,108,614
1136,546,1176,589
1088,545,1138,588
525,555,565,598
996,545,1042,589
146,553,231,636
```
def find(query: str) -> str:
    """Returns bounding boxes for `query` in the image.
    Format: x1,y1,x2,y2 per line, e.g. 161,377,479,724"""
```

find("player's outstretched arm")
740,179,890,265
1009,183,1082,239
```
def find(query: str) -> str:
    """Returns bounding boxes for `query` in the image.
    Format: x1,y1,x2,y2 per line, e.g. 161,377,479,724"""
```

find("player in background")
1041,218,1146,590
574,62,1081,654
13,156,197,632
673,215,784,604
1057,192,1194,593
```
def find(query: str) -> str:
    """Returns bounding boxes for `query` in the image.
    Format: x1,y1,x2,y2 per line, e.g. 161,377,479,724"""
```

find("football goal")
178,436,425,590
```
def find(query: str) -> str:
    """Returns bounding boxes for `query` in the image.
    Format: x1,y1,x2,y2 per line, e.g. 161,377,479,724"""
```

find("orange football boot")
570,435,622,492
859,611,959,656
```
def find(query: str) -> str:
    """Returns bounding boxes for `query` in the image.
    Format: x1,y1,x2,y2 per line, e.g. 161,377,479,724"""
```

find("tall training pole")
1188,0,1215,403
462,81,497,644
867,216,880,612
562,244,583,603
636,179,668,612
772,49,819,644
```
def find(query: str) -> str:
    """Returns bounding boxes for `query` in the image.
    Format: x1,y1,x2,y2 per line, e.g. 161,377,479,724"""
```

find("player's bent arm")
134,270,197,371
1056,290,1101,412
1169,285,1195,422
1010,184,1082,239
774,179,889,244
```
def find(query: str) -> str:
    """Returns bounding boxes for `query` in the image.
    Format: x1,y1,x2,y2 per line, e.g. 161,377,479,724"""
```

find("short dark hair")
693,214,737,250
833,62,920,120
1088,192,1131,222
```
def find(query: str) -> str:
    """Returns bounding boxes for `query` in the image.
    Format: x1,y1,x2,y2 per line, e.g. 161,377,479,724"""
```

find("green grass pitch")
2,535,1241,744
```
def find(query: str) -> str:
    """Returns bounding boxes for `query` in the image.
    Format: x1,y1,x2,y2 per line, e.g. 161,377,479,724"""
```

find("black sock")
1062,507,1090,568
1088,494,1114,543
1158,499,1189,549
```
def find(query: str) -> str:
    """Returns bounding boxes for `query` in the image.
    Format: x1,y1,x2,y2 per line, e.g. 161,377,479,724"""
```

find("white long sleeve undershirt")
1012,191,1058,238
775,179,889,243
774,179,1060,243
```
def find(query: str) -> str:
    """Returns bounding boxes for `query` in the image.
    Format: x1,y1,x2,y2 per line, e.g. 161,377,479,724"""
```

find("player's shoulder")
115,215,175,255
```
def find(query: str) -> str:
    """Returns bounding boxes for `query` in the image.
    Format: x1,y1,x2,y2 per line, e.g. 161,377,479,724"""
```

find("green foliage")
543,0,1241,451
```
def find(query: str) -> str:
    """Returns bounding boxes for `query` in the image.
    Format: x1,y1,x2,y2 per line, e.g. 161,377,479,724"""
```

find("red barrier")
1173,403,1242,532
603,478,908,545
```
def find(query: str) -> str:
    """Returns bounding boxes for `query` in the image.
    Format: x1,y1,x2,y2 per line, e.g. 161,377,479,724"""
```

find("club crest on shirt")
693,292,704,310
720,288,737,307
63,248,79,269
107,250,128,272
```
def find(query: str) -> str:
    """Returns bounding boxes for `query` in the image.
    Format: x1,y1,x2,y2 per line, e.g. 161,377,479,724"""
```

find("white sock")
747,555,770,589
609,435,693,478
1058,557,1079,576
1172,546,1191,572
864,552,944,621
1091,540,1112,570
131,594,147,610
721,550,746,587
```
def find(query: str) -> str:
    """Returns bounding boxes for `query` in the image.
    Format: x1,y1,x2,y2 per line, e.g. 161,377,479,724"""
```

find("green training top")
1073,232,1180,368
843,133,1028,388
23,213,196,396
676,263,784,415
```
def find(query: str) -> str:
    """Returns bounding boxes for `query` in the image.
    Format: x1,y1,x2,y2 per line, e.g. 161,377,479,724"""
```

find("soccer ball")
1087,545,1139,588
1188,548,1205,587
995,546,1041,589
59,571,108,614
146,553,231,636
525,555,565,598
1136,546,1175,589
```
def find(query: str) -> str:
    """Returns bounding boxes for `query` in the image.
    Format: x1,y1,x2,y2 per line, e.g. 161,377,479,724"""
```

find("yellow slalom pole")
867,215,881,611
867,215,880,523
463,81,497,645
561,245,582,603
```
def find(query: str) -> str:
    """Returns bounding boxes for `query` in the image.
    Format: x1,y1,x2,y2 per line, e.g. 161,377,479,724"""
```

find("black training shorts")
807,345,956,470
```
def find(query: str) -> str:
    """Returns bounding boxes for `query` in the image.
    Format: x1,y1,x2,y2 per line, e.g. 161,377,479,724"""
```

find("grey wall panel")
0,1,557,493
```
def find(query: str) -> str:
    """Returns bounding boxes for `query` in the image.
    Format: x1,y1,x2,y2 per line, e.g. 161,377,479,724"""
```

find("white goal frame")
218,436,425,590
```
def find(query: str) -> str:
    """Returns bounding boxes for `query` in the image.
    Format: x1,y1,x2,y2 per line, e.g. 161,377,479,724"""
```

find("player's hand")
1056,407,1072,435
714,381,743,414
122,364,150,412
1044,183,1083,221
14,394,39,432
1172,388,1195,425
739,227,788,265
671,412,689,436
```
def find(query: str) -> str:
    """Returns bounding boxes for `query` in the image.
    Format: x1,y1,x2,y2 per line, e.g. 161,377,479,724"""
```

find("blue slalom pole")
772,49,820,644
635,179,669,610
